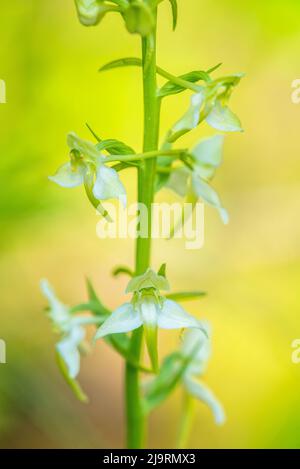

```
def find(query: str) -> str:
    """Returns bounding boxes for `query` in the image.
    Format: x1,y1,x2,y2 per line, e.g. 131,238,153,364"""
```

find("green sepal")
56,351,88,403
157,263,166,278
126,268,170,293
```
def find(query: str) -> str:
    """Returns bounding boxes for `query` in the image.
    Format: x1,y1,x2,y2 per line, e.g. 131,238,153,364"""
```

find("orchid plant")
41,0,243,448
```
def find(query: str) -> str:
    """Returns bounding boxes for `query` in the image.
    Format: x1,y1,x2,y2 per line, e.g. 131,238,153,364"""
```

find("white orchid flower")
40,279,98,379
181,327,225,425
167,135,228,224
49,132,127,209
94,268,206,371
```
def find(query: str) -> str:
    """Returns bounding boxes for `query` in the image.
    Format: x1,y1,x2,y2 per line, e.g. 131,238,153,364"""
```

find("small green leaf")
166,291,206,301
86,278,111,316
206,62,222,74
112,265,135,277
56,351,88,403
157,263,167,278
70,301,108,317
158,70,210,98
96,139,135,155
86,278,98,301
168,0,178,30
99,57,142,73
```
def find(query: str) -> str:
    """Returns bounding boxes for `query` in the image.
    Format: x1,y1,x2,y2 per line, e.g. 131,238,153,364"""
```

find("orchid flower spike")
40,279,99,379
181,326,225,425
94,268,206,372
49,132,127,212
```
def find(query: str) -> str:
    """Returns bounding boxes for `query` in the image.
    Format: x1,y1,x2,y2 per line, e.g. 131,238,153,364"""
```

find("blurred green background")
1,0,300,449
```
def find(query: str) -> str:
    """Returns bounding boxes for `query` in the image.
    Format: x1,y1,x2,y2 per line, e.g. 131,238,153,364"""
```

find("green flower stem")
125,1,159,449
177,391,195,448
104,148,186,163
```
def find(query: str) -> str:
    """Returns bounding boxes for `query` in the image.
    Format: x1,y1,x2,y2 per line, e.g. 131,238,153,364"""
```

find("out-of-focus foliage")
1,0,300,448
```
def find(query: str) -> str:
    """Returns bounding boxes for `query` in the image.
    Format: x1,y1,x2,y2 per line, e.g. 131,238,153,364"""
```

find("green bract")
49,132,127,210
95,268,206,371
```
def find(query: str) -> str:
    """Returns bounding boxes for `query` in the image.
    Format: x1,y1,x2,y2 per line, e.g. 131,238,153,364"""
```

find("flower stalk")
126,2,159,448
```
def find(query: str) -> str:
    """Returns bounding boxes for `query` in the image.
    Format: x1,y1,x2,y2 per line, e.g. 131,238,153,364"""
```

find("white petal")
94,303,142,339
184,376,226,425
158,299,203,330
48,162,85,188
206,102,242,132
93,164,127,207
191,174,229,224
166,167,190,197
40,279,70,328
192,135,224,180
182,327,211,375
181,326,210,359
56,326,85,379
170,92,204,142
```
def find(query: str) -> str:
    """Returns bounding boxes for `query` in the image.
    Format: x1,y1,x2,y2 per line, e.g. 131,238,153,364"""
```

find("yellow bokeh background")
1,0,300,448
